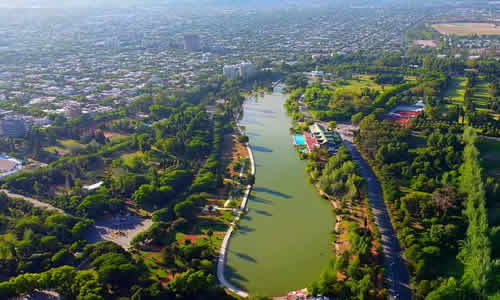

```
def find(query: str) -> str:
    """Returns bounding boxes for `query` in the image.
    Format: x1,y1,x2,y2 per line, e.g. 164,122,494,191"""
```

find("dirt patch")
432,23,500,36
414,40,438,48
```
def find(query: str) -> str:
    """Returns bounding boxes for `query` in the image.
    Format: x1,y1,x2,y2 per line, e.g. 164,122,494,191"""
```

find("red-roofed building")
394,110,421,118
304,131,320,152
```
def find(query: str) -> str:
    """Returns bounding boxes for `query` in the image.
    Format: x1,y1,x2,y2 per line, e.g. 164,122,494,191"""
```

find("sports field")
432,23,500,36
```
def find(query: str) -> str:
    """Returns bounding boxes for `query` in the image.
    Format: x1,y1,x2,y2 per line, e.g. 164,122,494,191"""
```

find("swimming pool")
293,135,305,145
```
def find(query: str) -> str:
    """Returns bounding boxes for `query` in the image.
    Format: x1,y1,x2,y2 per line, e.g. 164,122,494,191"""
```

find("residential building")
223,62,256,79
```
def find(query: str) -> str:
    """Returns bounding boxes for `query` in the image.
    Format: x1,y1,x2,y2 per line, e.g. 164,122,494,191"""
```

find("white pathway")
217,126,255,298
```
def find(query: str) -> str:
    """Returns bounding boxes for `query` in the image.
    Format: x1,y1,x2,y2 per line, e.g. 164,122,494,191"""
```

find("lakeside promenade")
217,124,255,298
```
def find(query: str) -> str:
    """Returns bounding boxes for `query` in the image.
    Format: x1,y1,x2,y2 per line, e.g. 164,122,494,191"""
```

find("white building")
239,62,256,78
223,62,256,79
223,65,240,79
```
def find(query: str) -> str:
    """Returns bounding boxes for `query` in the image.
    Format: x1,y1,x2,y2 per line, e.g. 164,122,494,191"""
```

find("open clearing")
44,139,85,155
432,23,500,36
334,74,393,93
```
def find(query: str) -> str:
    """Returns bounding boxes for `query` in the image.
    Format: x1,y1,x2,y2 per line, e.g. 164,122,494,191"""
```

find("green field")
44,139,85,155
333,74,392,93
444,76,466,104
121,151,146,168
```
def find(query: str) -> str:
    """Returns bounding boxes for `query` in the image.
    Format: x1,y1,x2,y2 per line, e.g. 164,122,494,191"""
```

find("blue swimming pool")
294,135,305,145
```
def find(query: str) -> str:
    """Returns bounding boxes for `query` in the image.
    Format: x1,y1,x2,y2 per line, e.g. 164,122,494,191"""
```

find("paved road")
341,141,411,300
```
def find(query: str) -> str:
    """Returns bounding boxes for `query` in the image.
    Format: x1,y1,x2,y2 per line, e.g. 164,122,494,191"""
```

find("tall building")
223,62,256,79
239,62,256,78
223,65,240,79
183,34,201,52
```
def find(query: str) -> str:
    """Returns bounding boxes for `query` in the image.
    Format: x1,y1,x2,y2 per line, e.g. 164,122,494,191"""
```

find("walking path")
0,189,151,249
217,125,255,298
1,189,64,213
338,135,411,300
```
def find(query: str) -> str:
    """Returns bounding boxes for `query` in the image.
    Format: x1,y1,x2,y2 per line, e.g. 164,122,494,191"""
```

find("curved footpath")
1,189,64,213
342,140,411,300
217,125,255,298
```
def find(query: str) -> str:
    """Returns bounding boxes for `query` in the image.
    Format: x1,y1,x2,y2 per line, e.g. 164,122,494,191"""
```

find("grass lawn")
140,254,169,281
334,74,392,93
404,75,418,82
121,151,146,168
44,139,85,155
399,186,432,197
43,146,67,155
472,81,491,106
444,76,466,104
59,139,85,150
192,217,228,234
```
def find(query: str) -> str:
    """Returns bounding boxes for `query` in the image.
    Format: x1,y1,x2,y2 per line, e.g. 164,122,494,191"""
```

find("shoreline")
217,122,255,298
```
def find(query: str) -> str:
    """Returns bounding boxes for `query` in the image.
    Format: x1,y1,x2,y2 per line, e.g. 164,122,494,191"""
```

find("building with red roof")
304,131,320,152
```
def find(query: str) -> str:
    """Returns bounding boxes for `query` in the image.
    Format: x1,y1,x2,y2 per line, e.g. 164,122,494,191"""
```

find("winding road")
339,136,411,300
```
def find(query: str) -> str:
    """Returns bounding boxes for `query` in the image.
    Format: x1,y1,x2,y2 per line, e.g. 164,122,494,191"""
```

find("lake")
225,86,334,296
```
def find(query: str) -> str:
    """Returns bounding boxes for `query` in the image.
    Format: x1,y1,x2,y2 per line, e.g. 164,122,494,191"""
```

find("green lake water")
225,86,334,296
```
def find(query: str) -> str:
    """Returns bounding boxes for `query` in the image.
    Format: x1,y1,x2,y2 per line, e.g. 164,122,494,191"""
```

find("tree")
149,104,172,120
425,277,464,300
237,135,249,143
152,208,172,223
0,192,7,213
432,185,457,216
174,200,197,221
132,184,174,208
167,269,215,298
90,252,142,288
458,127,491,296
136,134,152,152
327,121,337,131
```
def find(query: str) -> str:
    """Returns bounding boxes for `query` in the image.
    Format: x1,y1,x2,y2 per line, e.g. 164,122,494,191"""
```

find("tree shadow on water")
237,225,255,235
253,209,272,216
253,187,291,198
235,252,257,263
225,264,248,284
251,196,273,205
251,145,273,153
